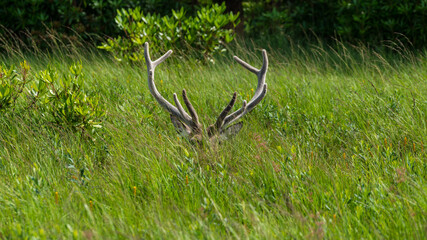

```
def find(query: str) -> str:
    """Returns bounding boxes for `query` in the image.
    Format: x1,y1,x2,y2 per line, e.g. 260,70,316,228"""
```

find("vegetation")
0,32,426,238
244,0,427,46
2,0,426,47
0,60,105,133
0,0,190,39
99,3,239,62
0,61,30,110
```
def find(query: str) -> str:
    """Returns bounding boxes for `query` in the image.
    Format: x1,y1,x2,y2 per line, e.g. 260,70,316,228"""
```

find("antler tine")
144,42,193,127
173,93,188,119
182,89,200,125
208,92,247,137
144,42,173,68
233,56,258,74
223,85,266,128
223,100,247,127
221,50,268,129
215,92,237,130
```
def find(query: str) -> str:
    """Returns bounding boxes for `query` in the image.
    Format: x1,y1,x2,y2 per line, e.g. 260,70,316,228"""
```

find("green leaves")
0,61,105,133
99,3,240,62
36,63,106,132
0,62,29,110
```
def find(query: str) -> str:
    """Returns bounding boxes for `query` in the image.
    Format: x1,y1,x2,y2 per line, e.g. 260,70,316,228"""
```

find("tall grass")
0,31,426,239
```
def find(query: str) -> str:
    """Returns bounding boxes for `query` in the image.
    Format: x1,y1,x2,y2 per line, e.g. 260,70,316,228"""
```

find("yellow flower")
55,192,59,204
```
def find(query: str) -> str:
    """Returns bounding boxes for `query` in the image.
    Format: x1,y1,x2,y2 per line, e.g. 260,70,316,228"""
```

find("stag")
144,42,268,143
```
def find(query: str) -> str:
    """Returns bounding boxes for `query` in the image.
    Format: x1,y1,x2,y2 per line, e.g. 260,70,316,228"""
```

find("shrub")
0,61,30,111
1,60,105,133
31,63,105,132
98,3,240,62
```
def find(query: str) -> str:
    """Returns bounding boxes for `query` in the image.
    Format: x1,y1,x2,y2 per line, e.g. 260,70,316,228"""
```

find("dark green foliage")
1,0,426,47
0,0,195,41
244,0,427,46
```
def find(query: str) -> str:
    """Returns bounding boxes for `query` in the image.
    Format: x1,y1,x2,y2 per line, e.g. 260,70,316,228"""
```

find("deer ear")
170,114,191,137
220,122,243,140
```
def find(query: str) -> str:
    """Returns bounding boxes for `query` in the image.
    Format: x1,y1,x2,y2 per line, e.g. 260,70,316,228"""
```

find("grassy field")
0,36,426,239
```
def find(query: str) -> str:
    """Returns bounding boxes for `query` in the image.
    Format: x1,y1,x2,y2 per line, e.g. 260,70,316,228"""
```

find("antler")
208,50,268,136
144,42,202,139
144,42,268,143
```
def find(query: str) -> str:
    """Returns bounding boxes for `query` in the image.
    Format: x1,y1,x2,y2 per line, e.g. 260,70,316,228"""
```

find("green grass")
0,35,426,239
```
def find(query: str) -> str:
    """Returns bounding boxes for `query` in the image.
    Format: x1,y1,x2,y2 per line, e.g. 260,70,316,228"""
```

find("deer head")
144,42,268,143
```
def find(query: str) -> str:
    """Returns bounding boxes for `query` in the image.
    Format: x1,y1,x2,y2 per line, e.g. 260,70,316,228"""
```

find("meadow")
0,35,426,239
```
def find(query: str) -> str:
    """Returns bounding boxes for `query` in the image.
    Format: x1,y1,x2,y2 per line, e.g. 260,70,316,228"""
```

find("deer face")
144,42,268,143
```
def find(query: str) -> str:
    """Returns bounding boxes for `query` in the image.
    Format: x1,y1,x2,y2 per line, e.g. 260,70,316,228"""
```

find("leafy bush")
0,61,105,132
0,61,30,110
99,3,240,62
31,63,105,132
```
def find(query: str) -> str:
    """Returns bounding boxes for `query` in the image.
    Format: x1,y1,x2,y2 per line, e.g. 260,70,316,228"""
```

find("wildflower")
55,192,59,204
39,228,45,237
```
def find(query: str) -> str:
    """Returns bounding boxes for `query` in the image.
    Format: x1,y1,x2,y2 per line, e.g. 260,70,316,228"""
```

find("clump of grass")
0,29,426,239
